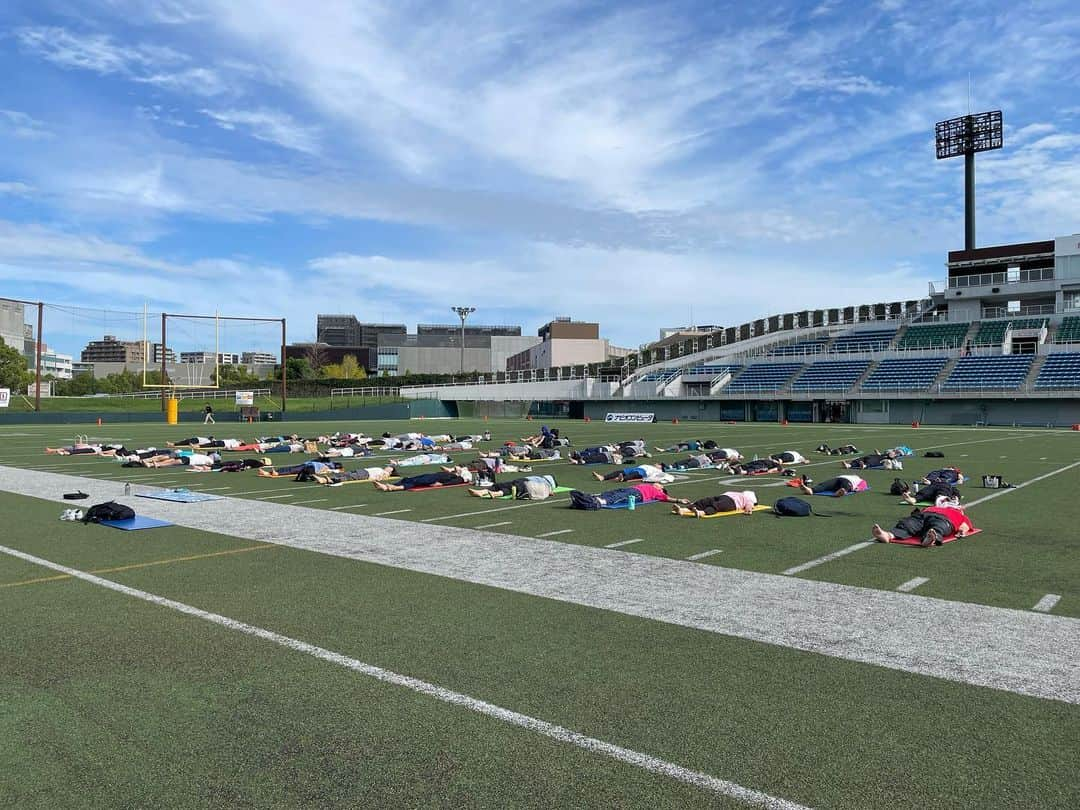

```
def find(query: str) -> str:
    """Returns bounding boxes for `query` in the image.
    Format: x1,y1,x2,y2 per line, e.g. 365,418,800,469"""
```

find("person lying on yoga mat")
313,465,397,485
147,450,222,468
468,474,558,499
916,467,965,486
707,447,742,461
166,437,243,449
671,490,758,517
568,483,688,510
655,439,705,453
901,481,960,506
435,439,475,451
189,457,270,473
660,453,718,471
568,446,621,465
505,447,561,461
592,464,669,483
46,443,106,455
842,449,901,470
389,453,452,467
815,443,859,455
615,440,650,459
728,458,785,475
374,467,475,491
768,450,808,465
320,445,373,458
799,474,867,497
455,457,530,479
257,459,343,478
872,505,976,547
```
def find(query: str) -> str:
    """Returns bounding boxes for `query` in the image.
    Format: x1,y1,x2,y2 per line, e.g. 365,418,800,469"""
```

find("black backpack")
82,501,136,523
924,450,945,458
774,497,812,517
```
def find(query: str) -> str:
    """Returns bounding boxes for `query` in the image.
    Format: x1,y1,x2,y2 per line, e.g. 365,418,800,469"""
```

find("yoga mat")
813,485,871,497
405,482,472,492
678,504,771,519
888,528,982,547
100,516,174,531
137,490,223,503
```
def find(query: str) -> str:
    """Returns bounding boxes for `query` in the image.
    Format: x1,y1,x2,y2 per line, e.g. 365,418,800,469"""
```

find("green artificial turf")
1,489,1077,809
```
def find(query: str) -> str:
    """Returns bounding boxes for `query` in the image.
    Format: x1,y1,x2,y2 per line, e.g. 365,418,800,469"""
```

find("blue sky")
1,0,1078,357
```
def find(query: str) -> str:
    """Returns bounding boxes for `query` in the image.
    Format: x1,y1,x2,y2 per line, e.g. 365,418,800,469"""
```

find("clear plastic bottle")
627,495,636,511
124,483,131,496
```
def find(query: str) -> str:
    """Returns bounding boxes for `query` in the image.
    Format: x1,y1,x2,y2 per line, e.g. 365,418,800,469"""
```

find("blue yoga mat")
137,490,223,503
100,516,175,531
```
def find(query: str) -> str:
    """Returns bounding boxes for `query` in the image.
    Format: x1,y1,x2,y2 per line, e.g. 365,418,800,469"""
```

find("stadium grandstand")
399,234,1080,426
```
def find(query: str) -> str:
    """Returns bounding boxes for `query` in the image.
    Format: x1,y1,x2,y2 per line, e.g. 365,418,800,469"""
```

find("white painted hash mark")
605,538,645,548
0,543,812,810
687,549,722,561
374,509,413,516
537,529,574,538
475,521,512,529
896,577,929,593
330,504,367,510
782,543,875,576
1033,594,1061,613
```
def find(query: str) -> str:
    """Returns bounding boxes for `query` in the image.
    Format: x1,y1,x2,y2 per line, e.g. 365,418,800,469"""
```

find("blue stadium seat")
941,356,1034,391
1034,354,1080,389
860,357,948,392
725,363,804,393
790,360,870,392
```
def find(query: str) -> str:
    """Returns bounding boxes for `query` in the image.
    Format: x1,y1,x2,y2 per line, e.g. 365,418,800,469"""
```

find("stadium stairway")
1023,355,1046,389
932,357,961,390
851,359,880,393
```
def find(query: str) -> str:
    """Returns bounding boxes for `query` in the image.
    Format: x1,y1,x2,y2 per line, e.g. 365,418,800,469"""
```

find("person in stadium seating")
671,490,758,517
799,473,867,497
872,505,976,547
468,474,558,499
592,463,671,483
374,467,475,491
769,450,808,465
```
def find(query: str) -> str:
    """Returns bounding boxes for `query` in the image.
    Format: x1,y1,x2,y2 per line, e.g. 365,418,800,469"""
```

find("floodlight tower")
935,110,1003,250
451,306,475,373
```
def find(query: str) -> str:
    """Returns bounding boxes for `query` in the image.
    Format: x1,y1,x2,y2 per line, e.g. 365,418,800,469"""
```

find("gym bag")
774,497,812,517
82,501,136,524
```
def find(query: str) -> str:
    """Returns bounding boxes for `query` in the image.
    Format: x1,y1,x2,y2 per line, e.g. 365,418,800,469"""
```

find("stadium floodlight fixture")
451,306,476,373
935,110,1003,251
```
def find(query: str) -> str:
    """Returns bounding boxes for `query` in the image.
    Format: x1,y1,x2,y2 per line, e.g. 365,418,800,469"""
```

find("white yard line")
374,509,412,517
686,549,723,561
475,521,513,529
292,498,329,506
1033,594,1061,613
782,543,876,576
604,537,644,548
330,504,368,510
0,542,810,810
538,529,575,538
255,493,297,501
896,577,929,593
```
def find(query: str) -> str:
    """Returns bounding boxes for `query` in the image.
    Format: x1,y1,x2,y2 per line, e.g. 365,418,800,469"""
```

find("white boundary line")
1033,594,1061,613
687,549,723,561
896,577,929,593
292,498,329,506
605,538,644,548
255,493,296,501
782,543,875,576
0,542,811,810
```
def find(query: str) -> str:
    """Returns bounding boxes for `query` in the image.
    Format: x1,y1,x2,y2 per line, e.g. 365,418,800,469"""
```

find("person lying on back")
769,450,808,465
799,474,867,497
569,483,687,510
592,464,669,483
872,505,975,547
374,467,475,491
468,474,558,500
671,490,757,517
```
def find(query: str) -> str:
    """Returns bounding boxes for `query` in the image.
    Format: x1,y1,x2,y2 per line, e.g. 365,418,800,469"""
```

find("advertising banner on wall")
235,391,255,406
0,388,9,408
604,412,655,423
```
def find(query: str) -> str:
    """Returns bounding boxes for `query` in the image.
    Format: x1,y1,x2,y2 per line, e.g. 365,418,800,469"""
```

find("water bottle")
124,483,131,496
627,495,636,511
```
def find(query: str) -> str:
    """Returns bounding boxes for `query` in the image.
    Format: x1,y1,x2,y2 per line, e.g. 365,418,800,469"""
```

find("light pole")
451,306,475,374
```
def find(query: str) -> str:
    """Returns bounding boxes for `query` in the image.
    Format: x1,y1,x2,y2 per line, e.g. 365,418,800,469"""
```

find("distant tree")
0,342,32,392
282,357,315,380
212,364,260,387
339,354,367,380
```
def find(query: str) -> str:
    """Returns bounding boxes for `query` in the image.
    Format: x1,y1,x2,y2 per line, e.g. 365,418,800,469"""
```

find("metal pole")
34,302,43,412
280,318,287,413
460,314,465,373
161,312,168,411
964,150,975,251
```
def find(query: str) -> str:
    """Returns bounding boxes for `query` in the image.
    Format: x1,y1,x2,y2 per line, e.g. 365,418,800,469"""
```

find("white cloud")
0,182,35,196
201,108,319,154
0,109,52,140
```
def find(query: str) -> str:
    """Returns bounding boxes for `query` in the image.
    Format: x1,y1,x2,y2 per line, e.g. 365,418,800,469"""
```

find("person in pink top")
672,490,758,517
628,483,675,503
